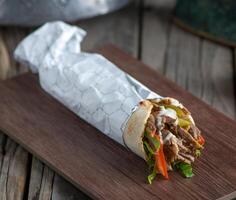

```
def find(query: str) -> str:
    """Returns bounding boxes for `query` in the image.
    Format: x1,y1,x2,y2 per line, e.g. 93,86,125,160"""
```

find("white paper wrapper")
14,21,161,146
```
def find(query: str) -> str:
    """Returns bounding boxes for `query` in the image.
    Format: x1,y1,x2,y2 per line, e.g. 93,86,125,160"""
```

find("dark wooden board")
0,45,236,200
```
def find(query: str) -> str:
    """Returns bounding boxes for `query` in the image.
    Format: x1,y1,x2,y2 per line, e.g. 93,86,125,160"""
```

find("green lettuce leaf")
143,141,155,170
143,141,155,155
143,132,161,184
147,167,157,184
174,162,194,178
144,131,160,151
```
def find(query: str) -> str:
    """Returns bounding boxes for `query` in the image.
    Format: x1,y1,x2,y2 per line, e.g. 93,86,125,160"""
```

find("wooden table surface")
0,0,235,199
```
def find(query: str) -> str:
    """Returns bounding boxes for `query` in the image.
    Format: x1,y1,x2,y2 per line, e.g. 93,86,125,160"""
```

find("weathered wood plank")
79,2,140,57
0,27,57,200
0,32,10,80
0,27,31,200
6,143,28,200
38,166,54,200
28,157,53,200
0,27,30,79
51,175,90,200
141,0,175,73
0,135,28,200
165,25,236,118
165,25,202,97
28,157,44,200
200,40,236,119
0,132,6,180
28,157,55,200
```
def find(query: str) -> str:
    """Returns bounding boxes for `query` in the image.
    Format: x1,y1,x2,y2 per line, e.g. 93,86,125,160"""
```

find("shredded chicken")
176,154,191,165
146,113,156,133
144,99,203,166
189,124,201,140
177,126,202,149
179,152,195,163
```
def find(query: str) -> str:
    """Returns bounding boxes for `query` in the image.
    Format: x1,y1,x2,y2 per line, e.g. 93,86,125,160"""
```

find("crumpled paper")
14,21,161,145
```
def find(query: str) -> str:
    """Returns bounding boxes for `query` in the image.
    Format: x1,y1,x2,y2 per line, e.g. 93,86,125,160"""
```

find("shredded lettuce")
143,141,155,155
147,168,157,184
143,132,161,183
174,162,194,178
143,141,155,170
144,141,156,184
144,131,160,151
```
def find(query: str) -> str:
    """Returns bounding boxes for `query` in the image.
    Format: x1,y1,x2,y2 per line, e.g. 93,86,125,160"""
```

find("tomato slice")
198,135,205,145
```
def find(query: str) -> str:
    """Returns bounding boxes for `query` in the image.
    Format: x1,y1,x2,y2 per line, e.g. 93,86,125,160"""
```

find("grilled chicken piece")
189,124,201,140
164,140,179,164
146,114,156,133
179,152,195,163
162,129,179,164
176,140,190,153
176,154,191,165
162,116,176,124
177,126,202,149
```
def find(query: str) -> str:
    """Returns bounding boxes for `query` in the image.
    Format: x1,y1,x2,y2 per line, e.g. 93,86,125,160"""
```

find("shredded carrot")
154,136,169,179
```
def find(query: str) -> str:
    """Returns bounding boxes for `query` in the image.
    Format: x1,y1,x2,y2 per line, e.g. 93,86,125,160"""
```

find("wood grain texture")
0,33,10,80
0,45,235,200
28,157,44,200
79,1,140,57
28,157,54,200
200,40,236,119
141,0,175,73
0,26,35,200
165,25,236,119
0,27,30,79
165,25,202,96
38,166,54,200
0,135,28,200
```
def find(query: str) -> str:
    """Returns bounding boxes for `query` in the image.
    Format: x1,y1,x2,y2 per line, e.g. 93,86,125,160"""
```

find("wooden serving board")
0,45,236,200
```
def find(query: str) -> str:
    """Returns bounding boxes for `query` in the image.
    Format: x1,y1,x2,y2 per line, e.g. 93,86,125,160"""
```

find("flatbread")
123,100,153,160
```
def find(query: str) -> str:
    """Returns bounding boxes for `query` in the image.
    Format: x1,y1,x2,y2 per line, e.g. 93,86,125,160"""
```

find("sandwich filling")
143,98,205,184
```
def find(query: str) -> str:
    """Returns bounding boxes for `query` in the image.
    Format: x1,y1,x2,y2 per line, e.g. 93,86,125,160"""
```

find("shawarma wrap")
124,97,205,183
14,22,205,185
